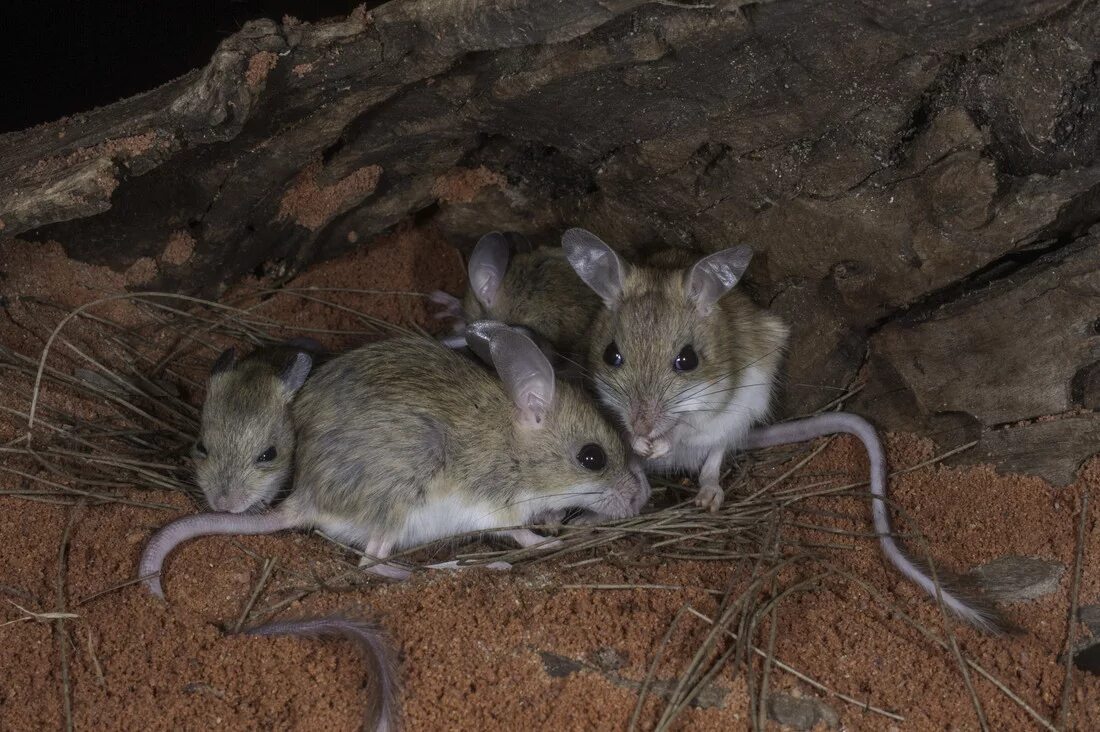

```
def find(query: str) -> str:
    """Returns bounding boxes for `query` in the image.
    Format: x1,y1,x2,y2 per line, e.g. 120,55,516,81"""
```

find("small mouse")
193,337,326,514
562,228,1000,630
430,231,602,368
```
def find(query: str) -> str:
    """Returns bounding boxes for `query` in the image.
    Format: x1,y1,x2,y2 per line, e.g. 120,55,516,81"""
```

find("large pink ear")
488,328,555,429
685,245,753,315
468,232,511,308
561,228,627,307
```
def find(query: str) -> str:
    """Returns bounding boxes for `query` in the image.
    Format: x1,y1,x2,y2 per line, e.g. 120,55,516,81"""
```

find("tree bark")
2,0,1098,482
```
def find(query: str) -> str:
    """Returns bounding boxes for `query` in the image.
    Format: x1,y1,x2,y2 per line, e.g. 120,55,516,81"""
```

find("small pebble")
767,692,839,730
967,556,1064,602
1078,605,1100,635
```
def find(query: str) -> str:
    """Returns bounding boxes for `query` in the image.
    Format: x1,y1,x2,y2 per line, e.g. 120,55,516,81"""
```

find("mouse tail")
139,509,296,598
743,412,1003,632
243,617,399,732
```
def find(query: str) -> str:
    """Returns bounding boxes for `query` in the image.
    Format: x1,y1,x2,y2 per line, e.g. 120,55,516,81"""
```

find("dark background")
1,1,364,134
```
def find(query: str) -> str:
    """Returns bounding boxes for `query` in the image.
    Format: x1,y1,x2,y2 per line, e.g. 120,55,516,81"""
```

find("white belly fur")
313,493,516,552
648,364,775,474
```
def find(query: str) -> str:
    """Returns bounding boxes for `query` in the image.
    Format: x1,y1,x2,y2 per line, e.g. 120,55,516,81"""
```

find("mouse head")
562,227,758,458
484,324,650,519
194,345,313,513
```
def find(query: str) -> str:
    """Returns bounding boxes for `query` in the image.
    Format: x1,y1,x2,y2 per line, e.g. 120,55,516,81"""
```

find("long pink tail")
744,412,1001,631
139,510,294,598
244,617,399,732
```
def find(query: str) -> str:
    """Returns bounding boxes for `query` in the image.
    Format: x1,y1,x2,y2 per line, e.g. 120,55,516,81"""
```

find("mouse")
140,325,650,730
193,337,326,514
430,231,602,370
561,227,1000,630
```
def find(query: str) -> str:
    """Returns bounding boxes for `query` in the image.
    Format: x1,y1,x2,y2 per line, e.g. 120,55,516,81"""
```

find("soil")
0,227,1097,731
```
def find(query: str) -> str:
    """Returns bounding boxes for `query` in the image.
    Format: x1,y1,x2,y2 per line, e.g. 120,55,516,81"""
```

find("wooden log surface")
2,0,1098,482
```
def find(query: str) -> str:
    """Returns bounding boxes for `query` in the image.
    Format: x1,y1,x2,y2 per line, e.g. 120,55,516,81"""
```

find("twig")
55,501,84,732
233,558,277,633
1058,487,1089,730
86,628,106,686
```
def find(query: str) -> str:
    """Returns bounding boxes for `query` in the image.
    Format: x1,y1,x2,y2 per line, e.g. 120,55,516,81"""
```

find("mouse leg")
358,537,411,581
496,528,563,550
695,447,725,512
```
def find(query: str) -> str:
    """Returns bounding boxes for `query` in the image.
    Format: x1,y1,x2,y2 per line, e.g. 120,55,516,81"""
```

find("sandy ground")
0,227,1097,731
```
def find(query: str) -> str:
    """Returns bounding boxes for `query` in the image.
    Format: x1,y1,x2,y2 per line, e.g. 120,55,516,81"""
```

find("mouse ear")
278,351,313,394
464,320,509,366
468,232,511,309
561,228,627,306
489,328,555,429
210,347,237,376
685,245,754,315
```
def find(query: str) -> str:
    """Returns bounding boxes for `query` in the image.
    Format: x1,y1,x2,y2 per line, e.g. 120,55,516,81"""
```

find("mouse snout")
627,402,673,459
206,485,252,514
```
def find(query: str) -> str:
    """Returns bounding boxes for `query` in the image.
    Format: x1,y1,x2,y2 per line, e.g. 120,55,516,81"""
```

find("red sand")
0,228,1097,731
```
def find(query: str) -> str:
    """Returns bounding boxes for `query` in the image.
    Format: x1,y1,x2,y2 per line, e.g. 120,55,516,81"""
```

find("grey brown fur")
195,340,322,512
435,232,603,366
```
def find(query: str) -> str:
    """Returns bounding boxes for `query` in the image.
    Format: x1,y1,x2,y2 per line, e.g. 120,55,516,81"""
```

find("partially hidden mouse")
560,227,1001,631
430,231,602,370
140,326,651,730
193,337,326,513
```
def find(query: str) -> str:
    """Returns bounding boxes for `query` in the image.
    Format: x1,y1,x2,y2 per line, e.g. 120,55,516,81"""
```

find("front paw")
428,290,466,327
695,482,725,513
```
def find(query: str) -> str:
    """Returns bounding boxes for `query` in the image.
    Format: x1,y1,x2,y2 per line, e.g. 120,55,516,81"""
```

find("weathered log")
1,0,1098,481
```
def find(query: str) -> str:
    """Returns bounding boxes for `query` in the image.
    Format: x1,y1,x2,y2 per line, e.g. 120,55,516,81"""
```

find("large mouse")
561,227,1000,630
430,231,602,368
194,337,325,513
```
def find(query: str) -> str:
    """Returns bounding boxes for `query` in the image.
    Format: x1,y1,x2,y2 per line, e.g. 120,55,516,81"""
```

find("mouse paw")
695,484,724,513
360,558,412,581
428,290,465,322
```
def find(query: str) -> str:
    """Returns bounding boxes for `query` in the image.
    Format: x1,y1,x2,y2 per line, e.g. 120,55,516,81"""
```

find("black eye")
577,443,607,472
257,446,277,463
673,345,699,372
194,441,208,458
603,342,624,368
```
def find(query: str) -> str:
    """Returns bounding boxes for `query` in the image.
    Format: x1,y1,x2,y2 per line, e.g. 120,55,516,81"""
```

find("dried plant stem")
233,558,277,633
55,501,84,732
1058,487,1089,730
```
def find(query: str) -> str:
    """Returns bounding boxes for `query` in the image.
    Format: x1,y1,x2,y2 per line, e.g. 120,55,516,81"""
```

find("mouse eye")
257,446,277,463
576,443,607,472
194,441,208,458
603,342,624,368
673,345,699,372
